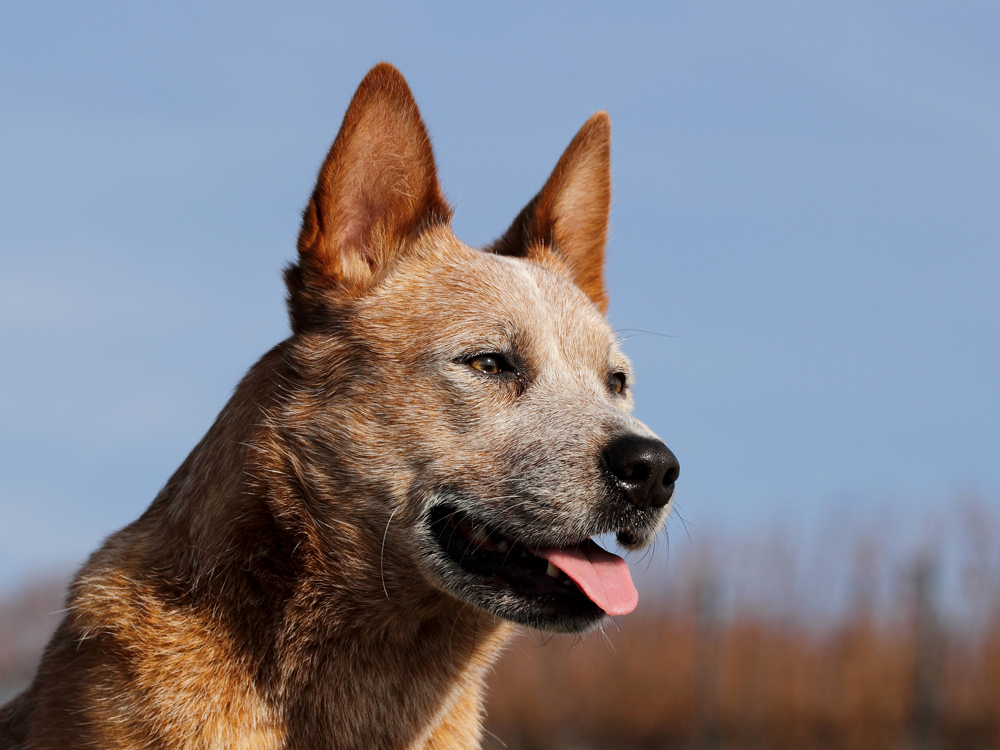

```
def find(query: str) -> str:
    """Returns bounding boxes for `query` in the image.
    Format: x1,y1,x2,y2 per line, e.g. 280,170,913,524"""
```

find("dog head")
280,64,678,634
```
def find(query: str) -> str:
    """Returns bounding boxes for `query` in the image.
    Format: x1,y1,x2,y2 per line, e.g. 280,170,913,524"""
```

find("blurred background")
1,1,998,747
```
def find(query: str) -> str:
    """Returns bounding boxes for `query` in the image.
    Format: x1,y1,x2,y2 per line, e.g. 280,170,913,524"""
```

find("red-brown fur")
0,63,667,749
489,111,612,314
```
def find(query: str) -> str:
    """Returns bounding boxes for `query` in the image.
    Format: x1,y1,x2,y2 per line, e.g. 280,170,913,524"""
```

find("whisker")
380,507,400,600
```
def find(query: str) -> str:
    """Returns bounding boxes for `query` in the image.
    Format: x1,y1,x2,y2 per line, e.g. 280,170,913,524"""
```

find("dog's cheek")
360,373,506,498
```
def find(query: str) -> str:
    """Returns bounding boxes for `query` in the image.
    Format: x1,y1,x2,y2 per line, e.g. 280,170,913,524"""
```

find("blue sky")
1,1,998,593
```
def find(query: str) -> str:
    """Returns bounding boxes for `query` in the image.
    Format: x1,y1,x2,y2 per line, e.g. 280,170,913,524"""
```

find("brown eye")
470,354,508,375
609,372,627,394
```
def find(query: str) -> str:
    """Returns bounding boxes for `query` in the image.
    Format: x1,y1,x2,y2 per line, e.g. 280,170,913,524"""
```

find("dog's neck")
118,344,512,748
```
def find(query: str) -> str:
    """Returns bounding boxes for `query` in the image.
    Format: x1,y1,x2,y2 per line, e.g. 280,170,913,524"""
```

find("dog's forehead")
361,237,621,366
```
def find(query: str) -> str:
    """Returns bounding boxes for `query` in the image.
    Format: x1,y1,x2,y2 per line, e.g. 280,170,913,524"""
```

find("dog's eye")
469,354,513,376
609,372,627,394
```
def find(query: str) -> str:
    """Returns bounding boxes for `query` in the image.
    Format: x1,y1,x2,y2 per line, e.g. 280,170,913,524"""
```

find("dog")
0,63,678,749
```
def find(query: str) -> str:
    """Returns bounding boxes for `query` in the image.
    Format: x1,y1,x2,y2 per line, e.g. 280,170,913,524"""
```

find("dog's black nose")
602,435,679,510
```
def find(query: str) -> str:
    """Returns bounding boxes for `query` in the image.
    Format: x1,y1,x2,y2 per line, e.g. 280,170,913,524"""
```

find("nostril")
625,464,649,484
663,465,679,486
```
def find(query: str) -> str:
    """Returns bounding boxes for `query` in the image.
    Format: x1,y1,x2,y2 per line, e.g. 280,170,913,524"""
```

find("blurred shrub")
2,502,999,748
486,501,1000,749
0,576,66,704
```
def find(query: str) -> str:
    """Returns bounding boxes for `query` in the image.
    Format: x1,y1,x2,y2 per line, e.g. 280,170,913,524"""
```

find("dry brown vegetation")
2,503,998,749
484,503,1000,749
485,603,1000,749
0,576,66,705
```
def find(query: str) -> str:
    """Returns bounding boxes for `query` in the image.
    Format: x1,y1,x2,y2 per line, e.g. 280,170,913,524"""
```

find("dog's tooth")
497,540,510,553
545,562,560,578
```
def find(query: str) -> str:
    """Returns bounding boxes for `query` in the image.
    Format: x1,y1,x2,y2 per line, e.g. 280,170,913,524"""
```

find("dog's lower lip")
617,528,639,546
429,504,586,597
428,504,638,616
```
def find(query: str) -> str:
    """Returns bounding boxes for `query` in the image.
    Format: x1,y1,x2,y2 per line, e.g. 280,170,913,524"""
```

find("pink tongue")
532,540,638,616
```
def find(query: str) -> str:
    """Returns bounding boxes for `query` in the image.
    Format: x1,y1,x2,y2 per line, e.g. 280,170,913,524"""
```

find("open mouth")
429,504,637,617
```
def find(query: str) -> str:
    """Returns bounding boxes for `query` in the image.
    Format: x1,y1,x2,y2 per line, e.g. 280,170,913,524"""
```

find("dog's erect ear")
488,112,611,313
288,63,450,325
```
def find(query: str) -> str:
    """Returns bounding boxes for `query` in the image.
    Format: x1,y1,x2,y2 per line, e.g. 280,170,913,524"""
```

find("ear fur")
287,63,451,330
488,112,612,313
